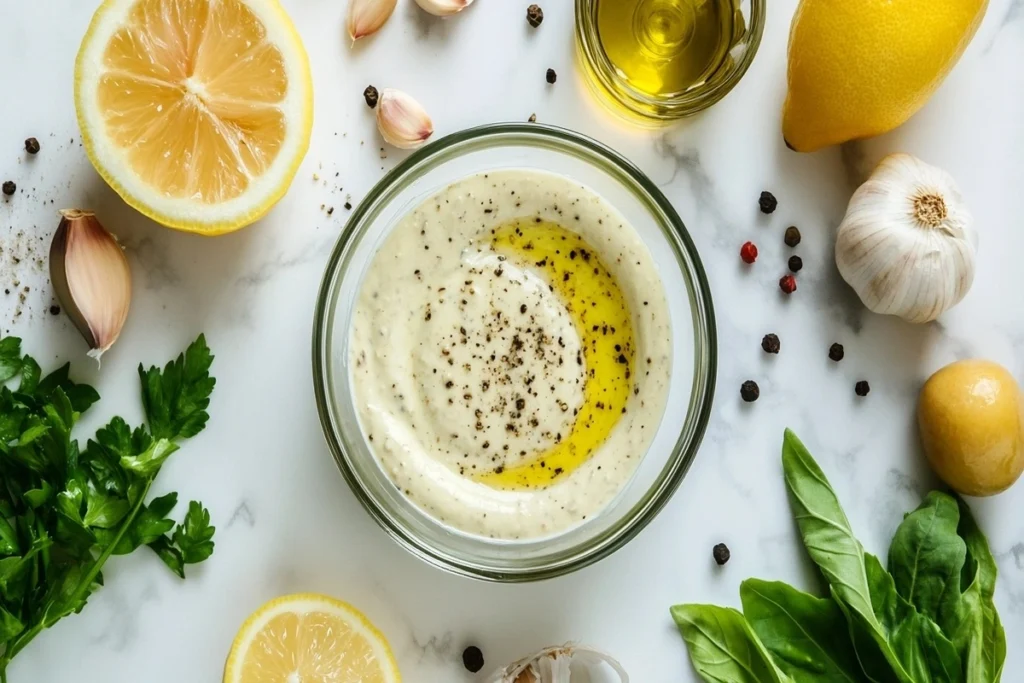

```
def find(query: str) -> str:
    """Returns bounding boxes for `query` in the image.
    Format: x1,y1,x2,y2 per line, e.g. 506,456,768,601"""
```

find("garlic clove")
835,153,977,324
346,0,398,41
376,88,434,149
413,0,475,17
487,644,629,683
49,210,132,361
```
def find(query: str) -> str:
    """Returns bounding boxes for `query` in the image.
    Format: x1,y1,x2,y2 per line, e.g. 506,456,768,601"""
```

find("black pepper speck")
740,380,759,402
363,85,379,108
1,181,15,196
24,138,40,155
761,333,780,354
784,226,801,247
713,543,731,565
829,343,845,362
462,646,485,673
788,255,803,273
855,380,870,397
546,68,557,84
758,191,777,214
527,4,544,27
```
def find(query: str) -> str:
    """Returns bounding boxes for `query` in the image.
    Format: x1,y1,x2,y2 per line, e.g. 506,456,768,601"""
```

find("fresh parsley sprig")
0,334,217,681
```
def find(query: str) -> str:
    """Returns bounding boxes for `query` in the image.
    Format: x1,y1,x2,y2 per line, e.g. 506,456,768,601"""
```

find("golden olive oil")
477,220,635,490
597,0,736,98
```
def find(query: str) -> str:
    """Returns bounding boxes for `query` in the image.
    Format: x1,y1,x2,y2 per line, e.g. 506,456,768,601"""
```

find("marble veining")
0,0,1022,681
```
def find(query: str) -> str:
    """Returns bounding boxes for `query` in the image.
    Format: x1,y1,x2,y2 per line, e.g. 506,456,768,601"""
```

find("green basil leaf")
672,604,792,683
740,578,865,682
941,497,1006,682
781,430,913,682
888,492,965,624
890,610,963,683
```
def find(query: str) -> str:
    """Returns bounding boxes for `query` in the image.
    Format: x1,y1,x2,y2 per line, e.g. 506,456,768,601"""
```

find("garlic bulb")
376,88,434,149
414,0,475,17
486,644,629,683
346,0,397,41
49,210,132,360
835,153,977,324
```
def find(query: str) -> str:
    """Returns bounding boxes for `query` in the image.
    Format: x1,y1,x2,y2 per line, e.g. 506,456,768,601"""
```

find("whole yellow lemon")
918,360,1024,496
783,0,988,152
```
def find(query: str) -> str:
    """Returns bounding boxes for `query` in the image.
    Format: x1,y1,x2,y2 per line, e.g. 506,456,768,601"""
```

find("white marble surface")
1,0,1023,680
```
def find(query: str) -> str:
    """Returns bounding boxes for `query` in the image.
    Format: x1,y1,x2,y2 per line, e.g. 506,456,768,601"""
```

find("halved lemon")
224,594,401,683
75,0,313,235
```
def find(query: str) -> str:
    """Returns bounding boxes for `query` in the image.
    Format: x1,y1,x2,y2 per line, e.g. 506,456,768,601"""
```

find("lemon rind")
74,0,314,235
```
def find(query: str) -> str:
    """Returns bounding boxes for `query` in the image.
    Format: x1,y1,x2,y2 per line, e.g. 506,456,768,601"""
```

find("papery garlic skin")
414,0,474,17
487,644,629,683
835,153,977,324
376,88,434,149
347,0,397,41
49,210,132,360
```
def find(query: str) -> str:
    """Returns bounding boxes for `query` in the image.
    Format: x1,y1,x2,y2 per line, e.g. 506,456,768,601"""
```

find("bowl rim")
312,122,717,582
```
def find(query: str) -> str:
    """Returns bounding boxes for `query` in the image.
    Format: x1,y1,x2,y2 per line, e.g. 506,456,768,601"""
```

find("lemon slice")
75,0,313,235
224,594,401,683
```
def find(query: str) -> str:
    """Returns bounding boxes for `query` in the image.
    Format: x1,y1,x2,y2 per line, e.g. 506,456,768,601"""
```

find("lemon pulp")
97,0,288,203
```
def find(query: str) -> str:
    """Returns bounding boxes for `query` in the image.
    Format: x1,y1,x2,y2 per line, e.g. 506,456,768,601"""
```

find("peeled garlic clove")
835,153,978,324
346,0,398,41
49,210,132,360
414,0,474,17
376,88,434,149
487,644,629,683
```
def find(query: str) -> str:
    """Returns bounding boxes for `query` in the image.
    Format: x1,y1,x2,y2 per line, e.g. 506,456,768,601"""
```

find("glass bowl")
575,0,766,123
312,123,716,581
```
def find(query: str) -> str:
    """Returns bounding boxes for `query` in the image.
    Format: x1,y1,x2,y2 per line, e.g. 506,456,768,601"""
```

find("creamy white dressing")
349,170,672,539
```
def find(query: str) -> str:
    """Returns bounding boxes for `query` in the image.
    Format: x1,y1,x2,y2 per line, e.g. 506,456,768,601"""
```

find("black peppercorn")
24,138,40,155
546,68,557,84
527,4,544,27
855,380,870,396
761,333,780,354
788,255,803,273
462,646,485,673
363,85,379,109
713,543,731,565
1,181,15,196
758,190,777,214
829,343,845,362
49,305,60,316
344,201,352,210
784,225,801,247
740,380,759,402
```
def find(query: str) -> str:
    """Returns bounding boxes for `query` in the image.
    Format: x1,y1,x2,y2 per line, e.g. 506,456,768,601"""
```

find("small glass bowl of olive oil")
575,0,765,124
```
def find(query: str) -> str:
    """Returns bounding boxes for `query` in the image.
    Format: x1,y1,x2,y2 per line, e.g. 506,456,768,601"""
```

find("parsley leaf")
139,335,215,440
174,501,215,564
0,338,22,383
0,334,216,678
148,501,215,578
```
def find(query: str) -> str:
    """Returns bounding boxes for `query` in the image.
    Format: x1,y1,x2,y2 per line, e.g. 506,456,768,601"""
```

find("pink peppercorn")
779,274,797,294
740,241,758,264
